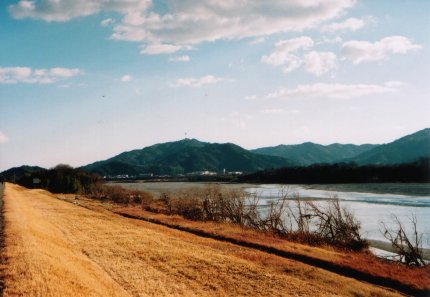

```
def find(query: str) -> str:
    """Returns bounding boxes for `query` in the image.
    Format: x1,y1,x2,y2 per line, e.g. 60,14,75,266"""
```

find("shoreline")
368,239,430,261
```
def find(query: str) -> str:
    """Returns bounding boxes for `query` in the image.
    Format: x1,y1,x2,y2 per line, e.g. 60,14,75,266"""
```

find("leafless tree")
306,196,366,250
380,214,426,267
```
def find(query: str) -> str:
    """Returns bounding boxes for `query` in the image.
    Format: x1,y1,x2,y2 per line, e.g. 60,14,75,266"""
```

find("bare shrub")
286,195,311,234
152,185,367,251
126,189,153,206
201,185,224,222
95,185,153,206
104,185,130,204
242,193,262,229
306,197,367,250
380,214,426,267
174,197,204,221
259,197,289,235
219,190,246,224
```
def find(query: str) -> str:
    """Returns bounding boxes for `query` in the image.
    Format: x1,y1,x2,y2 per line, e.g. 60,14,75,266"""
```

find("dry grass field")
111,206,430,293
0,183,404,296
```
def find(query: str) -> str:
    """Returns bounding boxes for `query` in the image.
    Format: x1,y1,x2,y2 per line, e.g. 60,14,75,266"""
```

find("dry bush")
154,186,367,251
380,214,426,267
103,185,130,204
94,185,153,206
158,189,204,220
305,197,367,250
171,195,204,221
242,193,262,229
258,198,289,235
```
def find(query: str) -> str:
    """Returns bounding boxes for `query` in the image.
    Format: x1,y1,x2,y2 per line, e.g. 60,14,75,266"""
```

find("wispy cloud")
249,37,265,45
0,67,83,84
140,44,193,55
9,0,356,54
169,55,190,62
303,51,337,76
101,18,115,27
244,95,257,100
321,17,366,33
261,108,284,114
267,82,402,99
8,0,152,22
262,37,337,76
120,74,133,82
0,131,8,144
342,36,422,64
261,36,314,67
171,75,224,88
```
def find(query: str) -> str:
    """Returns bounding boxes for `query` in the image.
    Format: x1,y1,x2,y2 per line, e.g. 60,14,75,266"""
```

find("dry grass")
112,205,430,293
1,183,402,296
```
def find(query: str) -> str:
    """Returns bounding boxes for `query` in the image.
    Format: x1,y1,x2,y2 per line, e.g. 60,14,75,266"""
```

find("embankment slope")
0,183,400,296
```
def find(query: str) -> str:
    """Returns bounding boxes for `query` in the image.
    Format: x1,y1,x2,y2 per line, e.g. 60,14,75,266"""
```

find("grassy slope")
0,183,401,297
110,206,430,294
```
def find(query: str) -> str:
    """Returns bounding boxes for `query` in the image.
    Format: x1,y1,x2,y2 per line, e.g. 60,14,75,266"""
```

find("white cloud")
267,82,402,99
384,81,406,88
9,0,356,54
320,36,343,44
303,51,337,76
244,95,257,100
0,66,83,84
169,55,190,62
120,74,133,82
49,67,81,77
111,1,355,45
262,38,336,76
342,36,422,64
250,37,265,45
0,131,8,144
262,37,314,66
101,18,115,26
261,108,284,114
140,44,192,55
321,17,365,33
9,0,152,22
171,75,224,88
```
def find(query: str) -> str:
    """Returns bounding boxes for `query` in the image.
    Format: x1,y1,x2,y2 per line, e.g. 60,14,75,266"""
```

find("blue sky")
1,0,429,171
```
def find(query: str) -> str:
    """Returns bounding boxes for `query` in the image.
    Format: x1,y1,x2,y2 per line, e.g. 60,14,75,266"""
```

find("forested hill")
351,128,430,165
252,142,377,166
82,139,293,176
252,128,430,166
3,128,429,178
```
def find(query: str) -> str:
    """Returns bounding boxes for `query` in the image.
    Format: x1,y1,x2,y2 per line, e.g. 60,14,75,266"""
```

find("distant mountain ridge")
3,128,429,177
252,142,377,166
351,128,430,165
82,139,293,176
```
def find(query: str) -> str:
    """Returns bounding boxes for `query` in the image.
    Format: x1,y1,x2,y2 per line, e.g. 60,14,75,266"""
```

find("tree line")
239,158,430,184
9,164,103,194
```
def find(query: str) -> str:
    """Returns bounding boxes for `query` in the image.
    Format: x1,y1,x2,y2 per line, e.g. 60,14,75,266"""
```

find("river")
244,184,430,250
112,182,430,252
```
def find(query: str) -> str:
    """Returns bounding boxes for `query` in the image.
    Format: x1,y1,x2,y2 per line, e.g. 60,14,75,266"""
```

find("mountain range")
349,128,430,165
251,143,377,166
2,128,429,177
82,139,293,176
81,128,429,176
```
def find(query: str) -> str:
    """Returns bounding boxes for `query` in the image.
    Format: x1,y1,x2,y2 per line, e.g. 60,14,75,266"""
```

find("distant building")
228,171,243,176
187,171,217,176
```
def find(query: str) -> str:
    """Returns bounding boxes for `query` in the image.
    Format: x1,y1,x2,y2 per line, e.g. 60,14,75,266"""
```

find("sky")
0,0,429,171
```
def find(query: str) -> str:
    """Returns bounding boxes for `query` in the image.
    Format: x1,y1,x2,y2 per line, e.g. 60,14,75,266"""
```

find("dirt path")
0,183,400,296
